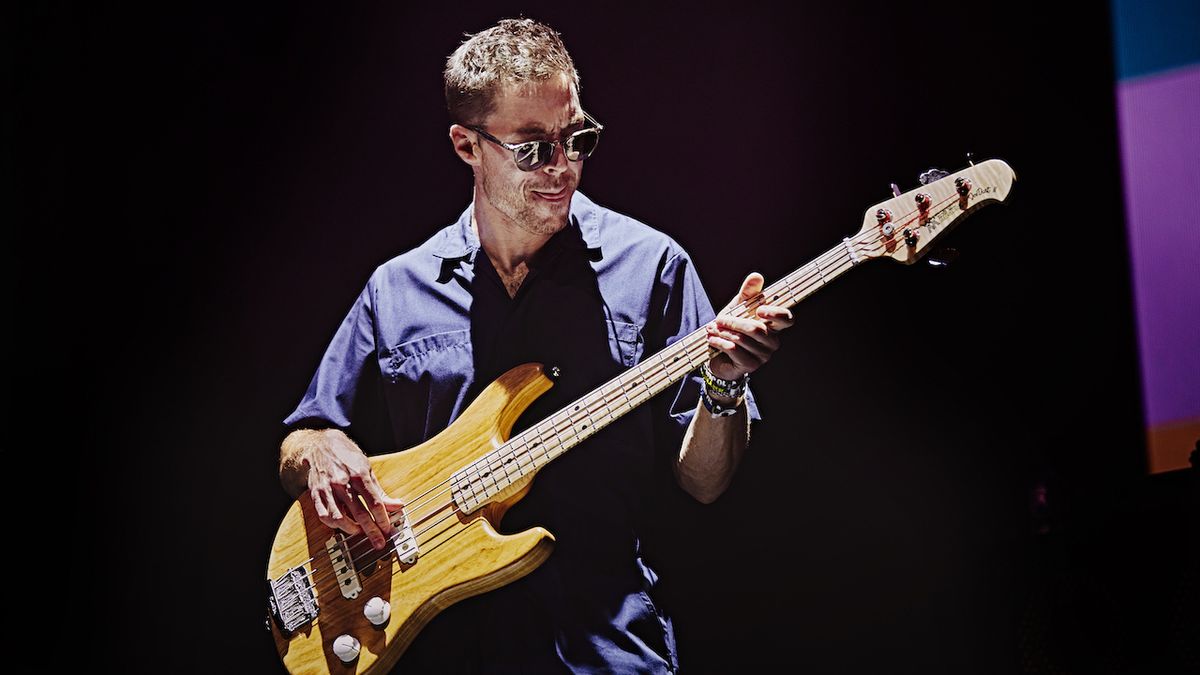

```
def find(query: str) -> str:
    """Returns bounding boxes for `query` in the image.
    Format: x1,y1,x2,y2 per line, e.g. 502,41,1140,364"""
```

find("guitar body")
267,363,558,675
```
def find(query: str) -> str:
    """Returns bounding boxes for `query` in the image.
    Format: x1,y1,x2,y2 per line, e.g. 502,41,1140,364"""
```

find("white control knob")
332,634,360,663
364,597,392,627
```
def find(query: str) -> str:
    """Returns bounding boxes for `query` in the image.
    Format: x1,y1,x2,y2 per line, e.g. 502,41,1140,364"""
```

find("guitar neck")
450,238,863,511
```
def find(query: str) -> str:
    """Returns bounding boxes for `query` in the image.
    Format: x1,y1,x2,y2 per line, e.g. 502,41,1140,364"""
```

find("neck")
471,190,556,276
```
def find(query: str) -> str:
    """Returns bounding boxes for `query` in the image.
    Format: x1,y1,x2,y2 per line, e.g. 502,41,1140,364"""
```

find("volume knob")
364,597,392,627
333,634,361,663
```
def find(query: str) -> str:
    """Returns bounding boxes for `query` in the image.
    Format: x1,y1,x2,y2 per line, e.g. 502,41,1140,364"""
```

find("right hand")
301,431,406,550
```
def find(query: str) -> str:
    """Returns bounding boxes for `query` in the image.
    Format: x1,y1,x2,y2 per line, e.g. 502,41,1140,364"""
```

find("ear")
449,124,481,166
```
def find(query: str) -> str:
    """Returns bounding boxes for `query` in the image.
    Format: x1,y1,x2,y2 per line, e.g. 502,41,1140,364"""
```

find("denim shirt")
284,191,760,673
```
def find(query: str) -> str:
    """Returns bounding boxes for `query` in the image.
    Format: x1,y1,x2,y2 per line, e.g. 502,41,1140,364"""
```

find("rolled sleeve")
282,278,379,432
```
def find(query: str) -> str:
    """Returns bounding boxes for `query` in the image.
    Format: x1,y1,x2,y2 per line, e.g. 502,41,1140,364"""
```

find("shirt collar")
431,190,603,261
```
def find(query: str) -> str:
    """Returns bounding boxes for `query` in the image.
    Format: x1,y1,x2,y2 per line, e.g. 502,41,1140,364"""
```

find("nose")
541,140,570,175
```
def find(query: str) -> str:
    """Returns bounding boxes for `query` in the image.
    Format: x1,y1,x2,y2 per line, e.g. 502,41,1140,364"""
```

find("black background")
15,1,1195,673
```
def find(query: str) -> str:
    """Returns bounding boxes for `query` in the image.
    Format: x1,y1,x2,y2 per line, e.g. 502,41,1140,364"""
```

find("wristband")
700,380,743,417
699,362,748,400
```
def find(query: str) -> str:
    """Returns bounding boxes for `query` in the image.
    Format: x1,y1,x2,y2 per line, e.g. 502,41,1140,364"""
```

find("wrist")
700,362,748,398
699,380,744,418
279,429,332,497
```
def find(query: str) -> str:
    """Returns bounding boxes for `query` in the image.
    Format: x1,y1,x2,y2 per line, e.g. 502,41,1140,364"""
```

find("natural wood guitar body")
267,363,557,674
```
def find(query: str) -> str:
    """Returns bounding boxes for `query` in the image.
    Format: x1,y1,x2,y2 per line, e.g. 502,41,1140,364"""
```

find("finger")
351,473,398,537
756,305,794,330
738,272,765,301
715,316,779,348
312,488,361,535
706,334,764,373
381,494,407,513
709,326,775,361
311,488,329,518
334,483,386,549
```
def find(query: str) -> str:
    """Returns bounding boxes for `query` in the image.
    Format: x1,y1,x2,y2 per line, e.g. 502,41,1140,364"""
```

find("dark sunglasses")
468,111,604,172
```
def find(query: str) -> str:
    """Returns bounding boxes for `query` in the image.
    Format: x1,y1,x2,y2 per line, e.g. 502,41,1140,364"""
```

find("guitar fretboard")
450,238,864,513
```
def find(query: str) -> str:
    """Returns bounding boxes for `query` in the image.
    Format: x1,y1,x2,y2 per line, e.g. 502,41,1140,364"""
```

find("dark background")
16,1,1195,673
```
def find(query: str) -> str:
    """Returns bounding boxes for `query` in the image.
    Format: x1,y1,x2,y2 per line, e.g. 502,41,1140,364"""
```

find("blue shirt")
284,191,760,673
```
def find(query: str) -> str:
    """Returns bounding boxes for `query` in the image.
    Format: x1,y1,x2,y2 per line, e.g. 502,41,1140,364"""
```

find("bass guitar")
266,158,1016,673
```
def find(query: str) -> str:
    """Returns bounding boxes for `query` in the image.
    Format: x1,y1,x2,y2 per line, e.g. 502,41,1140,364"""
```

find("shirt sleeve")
282,276,381,434
650,249,762,458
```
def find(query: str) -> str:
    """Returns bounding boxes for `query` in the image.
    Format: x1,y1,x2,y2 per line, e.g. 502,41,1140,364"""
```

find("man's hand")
704,272,794,382
280,429,406,550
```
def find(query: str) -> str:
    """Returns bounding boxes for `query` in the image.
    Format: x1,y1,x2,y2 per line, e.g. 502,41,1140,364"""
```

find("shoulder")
572,191,691,267
366,208,474,291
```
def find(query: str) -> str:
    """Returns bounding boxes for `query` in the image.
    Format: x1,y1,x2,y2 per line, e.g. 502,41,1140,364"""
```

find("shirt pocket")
607,320,646,367
382,329,474,385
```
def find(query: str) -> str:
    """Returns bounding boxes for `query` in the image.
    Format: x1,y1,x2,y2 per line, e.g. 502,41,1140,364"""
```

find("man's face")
471,72,584,237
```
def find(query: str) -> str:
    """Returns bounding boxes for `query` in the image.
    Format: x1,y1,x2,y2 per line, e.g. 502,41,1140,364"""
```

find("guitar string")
281,192,963,593
291,328,745,603
286,242,867,593
286,217,925,600
396,190,963,524
357,209,921,532
384,226,879,523
285,220,911,593
321,189,947,550
287,221,901,592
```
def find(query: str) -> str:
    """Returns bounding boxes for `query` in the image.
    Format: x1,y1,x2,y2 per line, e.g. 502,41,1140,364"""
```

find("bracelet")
699,362,748,399
700,380,743,417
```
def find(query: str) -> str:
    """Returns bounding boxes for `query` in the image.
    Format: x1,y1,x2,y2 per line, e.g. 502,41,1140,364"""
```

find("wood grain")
267,363,557,674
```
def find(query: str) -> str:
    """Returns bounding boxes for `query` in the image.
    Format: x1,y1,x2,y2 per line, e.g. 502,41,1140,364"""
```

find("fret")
482,457,500,493
597,382,622,423
461,461,486,502
497,446,518,480
637,354,662,400
614,373,637,412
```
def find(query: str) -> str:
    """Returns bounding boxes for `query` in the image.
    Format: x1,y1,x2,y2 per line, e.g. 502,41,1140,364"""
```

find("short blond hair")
444,18,580,126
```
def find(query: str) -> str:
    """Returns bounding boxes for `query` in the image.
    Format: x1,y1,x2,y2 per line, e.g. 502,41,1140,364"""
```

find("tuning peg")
919,168,949,185
927,247,960,267
966,152,975,167
890,182,902,198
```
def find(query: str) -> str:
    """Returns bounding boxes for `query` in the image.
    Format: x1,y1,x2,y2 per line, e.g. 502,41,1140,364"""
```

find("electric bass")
266,158,1016,673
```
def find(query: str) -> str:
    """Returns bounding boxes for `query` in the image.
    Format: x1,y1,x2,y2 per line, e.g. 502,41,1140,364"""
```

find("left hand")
705,272,794,382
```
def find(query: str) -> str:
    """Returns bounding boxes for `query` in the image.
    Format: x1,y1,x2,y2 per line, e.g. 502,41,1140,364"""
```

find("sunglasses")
468,111,604,172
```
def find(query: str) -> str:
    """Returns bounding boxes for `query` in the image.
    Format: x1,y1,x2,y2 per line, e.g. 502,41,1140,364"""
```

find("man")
278,18,793,673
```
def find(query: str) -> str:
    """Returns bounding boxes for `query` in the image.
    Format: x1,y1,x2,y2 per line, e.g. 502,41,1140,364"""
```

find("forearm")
279,428,349,498
674,398,751,504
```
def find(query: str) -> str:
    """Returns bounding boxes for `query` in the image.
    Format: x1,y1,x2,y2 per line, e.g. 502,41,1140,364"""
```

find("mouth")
532,186,571,202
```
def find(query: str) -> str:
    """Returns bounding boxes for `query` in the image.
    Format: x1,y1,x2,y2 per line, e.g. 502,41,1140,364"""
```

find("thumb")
738,272,765,301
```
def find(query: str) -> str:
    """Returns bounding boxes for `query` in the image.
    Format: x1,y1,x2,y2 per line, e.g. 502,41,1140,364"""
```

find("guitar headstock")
851,158,1016,264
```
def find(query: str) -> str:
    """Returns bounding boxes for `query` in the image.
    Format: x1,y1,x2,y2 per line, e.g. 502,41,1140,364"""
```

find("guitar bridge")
266,566,319,636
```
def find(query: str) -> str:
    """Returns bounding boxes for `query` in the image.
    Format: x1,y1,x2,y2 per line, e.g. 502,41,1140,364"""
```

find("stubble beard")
479,163,573,237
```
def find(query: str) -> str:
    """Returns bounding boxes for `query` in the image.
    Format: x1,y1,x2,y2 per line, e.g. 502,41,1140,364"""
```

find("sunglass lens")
565,129,600,161
514,142,550,171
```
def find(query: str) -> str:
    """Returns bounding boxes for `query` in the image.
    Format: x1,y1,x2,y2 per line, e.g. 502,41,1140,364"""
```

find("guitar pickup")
391,513,419,565
326,533,363,599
